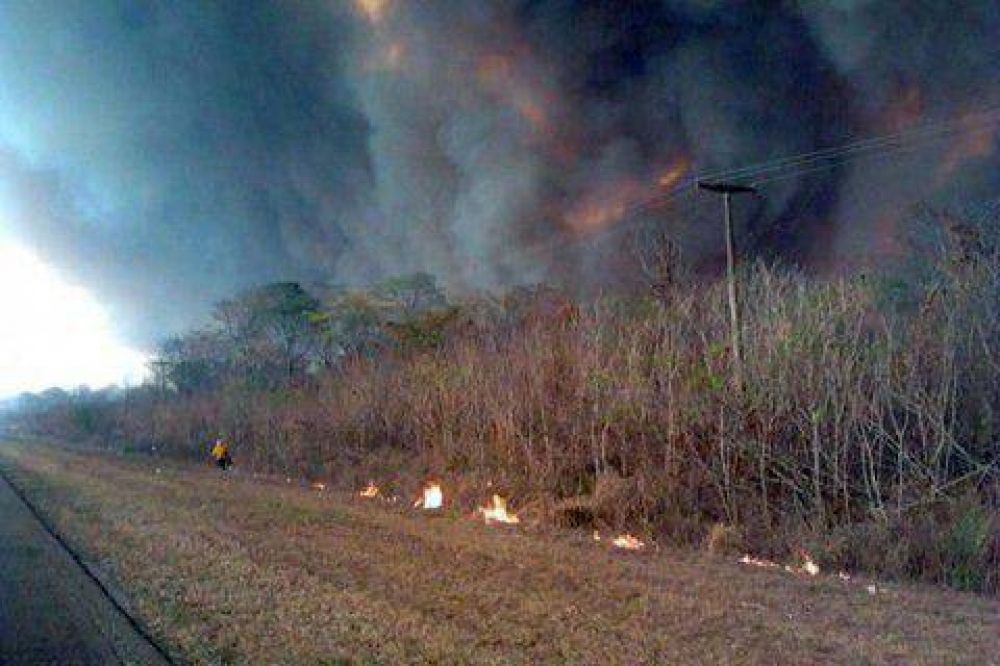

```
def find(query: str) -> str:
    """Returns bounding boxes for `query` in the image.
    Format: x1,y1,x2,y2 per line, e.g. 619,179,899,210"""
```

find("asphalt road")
0,473,169,665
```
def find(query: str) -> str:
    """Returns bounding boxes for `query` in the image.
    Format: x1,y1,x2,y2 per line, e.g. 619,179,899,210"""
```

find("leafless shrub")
13,213,999,590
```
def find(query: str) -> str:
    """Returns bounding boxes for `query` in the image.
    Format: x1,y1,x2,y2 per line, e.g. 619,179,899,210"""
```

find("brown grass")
16,246,1000,592
71,261,992,591
2,441,997,665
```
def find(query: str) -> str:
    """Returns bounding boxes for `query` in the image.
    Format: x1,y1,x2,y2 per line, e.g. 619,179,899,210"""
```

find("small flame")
311,482,326,491
359,481,380,498
593,530,601,541
414,483,443,510
565,178,644,233
515,98,547,131
656,155,691,190
738,554,781,569
739,552,819,576
354,0,389,23
476,53,552,133
478,494,520,525
612,533,646,550
564,157,690,234
796,549,820,576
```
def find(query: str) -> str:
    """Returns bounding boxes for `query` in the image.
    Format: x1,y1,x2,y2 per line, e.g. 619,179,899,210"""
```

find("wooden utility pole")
697,180,757,392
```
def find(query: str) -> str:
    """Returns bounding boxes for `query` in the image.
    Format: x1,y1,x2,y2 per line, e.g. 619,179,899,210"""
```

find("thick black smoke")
0,1,996,344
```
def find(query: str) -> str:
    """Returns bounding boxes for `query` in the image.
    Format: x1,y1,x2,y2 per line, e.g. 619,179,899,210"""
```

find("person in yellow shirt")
211,438,232,470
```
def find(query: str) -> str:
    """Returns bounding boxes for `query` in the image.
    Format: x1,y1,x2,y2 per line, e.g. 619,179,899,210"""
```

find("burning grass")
612,533,646,551
12,231,1000,594
1,441,998,665
478,494,520,525
413,482,443,510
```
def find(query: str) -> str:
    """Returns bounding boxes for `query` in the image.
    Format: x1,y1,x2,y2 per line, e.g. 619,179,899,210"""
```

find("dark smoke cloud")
0,1,996,345
0,1,372,342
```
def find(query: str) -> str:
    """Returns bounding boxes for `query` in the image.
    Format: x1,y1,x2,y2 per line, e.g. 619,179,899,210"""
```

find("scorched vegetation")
9,209,999,593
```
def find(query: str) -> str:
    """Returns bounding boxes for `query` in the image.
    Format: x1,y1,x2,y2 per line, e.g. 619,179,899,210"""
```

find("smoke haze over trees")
8,210,999,592
0,0,997,345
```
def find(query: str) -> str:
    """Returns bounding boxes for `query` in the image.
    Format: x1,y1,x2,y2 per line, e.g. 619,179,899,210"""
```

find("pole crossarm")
696,180,758,194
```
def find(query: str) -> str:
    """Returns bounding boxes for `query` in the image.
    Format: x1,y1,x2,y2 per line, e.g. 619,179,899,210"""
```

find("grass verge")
1,441,997,665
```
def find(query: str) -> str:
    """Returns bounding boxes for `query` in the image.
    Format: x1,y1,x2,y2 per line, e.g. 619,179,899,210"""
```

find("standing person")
210,438,232,470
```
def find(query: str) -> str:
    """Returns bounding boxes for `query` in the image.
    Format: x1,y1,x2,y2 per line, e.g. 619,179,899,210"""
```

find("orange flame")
354,0,389,24
800,551,820,576
566,200,629,232
564,178,644,233
657,155,691,191
476,53,551,133
414,482,443,509
362,41,406,73
359,481,380,498
739,551,819,576
738,554,781,569
478,494,520,525
515,98,548,132
612,533,646,550
564,154,690,233
311,482,326,491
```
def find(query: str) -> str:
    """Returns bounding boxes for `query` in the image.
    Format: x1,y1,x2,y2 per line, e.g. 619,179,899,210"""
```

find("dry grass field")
1,441,997,665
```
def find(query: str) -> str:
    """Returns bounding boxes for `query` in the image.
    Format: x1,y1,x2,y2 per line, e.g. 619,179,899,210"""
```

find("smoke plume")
0,1,996,344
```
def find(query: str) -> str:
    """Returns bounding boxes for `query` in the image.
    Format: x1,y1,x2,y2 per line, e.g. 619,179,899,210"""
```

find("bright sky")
0,239,148,398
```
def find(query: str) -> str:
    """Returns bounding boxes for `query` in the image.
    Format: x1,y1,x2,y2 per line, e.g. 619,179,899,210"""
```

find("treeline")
9,210,1000,592
150,273,452,393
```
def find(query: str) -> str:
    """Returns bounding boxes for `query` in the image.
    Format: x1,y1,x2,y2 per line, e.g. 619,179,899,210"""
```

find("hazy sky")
0,0,997,396
0,238,147,398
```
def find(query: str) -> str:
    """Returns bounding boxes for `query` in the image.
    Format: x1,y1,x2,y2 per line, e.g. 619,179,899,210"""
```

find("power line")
593,109,1000,224
748,138,934,187
499,106,1000,265
748,121,1000,186
749,121,999,187
697,106,1000,183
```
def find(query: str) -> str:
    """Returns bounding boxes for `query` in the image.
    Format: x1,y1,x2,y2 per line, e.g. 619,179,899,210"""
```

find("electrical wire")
500,106,1000,264
696,106,1000,183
